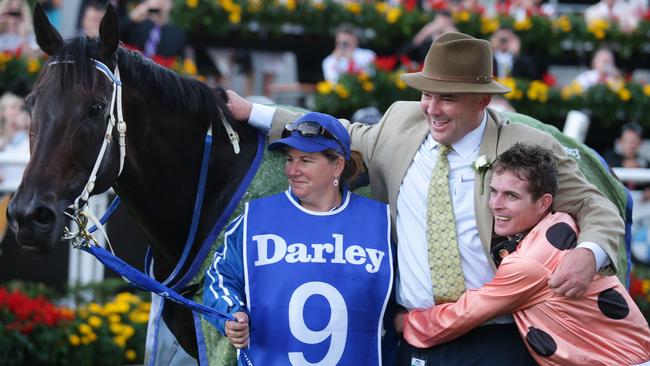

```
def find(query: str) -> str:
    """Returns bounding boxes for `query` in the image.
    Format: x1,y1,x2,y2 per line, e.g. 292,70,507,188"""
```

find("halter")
47,58,127,247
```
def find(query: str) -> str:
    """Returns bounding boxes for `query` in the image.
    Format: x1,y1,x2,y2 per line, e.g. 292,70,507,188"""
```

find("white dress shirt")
396,114,489,310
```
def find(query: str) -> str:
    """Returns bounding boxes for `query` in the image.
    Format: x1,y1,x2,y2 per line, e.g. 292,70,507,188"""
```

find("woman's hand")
225,311,250,349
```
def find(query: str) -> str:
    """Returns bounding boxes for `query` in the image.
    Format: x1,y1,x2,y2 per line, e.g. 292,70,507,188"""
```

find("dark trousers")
397,323,538,366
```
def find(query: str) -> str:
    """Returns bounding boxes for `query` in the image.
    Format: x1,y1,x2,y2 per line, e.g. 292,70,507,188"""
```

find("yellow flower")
453,10,471,23
643,84,650,97
587,19,609,40
186,0,198,8
553,15,571,33
183,58,198,75
497,77,523,100
129,311,150,324
27,57,40,73
79,323,93,335
109,314,121,324
395,76,407,90
115,293,140,304
480,17,500,34
88,302,103,314
357,72,369,82
86,332,97,342
78,308,89,319
69,334,81,346
138,302,151,312
110,323,125,335
343,2,362,14
114,336,127,348
386,7,402,24
618,88,631,101
513,17,532,31
88,315,103,329
125,349,137,361
228,11,241,24
285,0,296,11
362,81,374,92
317,81,333,94
526,80,549,103
642,279,650,294
218,0,235,11
111,301,131,314
561,81,583,100
313,1,325,10
375,2,388,13
122,325,136,339
334,84,350,99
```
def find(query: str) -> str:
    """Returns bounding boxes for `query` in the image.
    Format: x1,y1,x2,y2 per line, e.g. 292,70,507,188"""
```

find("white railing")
0,154,109,286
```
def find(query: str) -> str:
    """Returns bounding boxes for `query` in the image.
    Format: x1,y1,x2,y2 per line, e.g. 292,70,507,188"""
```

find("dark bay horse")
7,4,261,362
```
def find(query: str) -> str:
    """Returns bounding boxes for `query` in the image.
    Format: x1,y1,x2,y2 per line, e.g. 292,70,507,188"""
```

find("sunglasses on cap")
282,121,345,154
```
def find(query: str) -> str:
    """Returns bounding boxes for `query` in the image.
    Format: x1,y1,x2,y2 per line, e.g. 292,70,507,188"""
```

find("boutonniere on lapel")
472,155,492,195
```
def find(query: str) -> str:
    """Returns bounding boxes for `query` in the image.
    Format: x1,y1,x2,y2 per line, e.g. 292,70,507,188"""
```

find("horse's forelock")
33,37,104,94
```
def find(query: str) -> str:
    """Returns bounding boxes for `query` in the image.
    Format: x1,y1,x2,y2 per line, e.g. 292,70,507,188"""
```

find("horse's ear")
98,4,119,59
33,3,63,56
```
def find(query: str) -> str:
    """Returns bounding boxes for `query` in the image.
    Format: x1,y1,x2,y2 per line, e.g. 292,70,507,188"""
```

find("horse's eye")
89,102,106,116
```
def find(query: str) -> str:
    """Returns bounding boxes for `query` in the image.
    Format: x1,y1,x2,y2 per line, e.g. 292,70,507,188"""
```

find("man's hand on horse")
225,311,250,349
547,247,596,297
225,90,253,122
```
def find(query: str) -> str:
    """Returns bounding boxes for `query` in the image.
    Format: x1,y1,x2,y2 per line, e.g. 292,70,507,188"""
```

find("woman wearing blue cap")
203,112,394,365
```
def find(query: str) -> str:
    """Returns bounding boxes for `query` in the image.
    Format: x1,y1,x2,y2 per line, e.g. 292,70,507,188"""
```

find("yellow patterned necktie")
427,144,465,303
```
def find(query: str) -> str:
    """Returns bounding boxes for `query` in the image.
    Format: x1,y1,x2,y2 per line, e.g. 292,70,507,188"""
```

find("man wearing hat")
226,32,623,364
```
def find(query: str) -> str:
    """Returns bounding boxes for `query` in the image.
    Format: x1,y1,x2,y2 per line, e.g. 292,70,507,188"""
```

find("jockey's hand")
548,247,596,298
225,311,249,349
225,90,253,122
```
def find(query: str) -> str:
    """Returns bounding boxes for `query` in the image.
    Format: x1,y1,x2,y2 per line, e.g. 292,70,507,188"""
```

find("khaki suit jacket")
271,101,623,273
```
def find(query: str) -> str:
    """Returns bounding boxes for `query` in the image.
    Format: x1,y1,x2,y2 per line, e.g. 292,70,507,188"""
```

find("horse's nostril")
33,206,55,226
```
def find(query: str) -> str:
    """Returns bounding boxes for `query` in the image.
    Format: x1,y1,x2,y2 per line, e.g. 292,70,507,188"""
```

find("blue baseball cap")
268,112,351,160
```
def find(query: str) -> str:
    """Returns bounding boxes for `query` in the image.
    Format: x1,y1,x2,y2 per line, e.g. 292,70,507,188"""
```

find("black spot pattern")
597,288,630,320
525,326,557,357
545,222,577,250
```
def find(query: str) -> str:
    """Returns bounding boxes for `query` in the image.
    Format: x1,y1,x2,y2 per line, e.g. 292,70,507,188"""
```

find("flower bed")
313,65,650,128
172,0,650,58
0,282,149,366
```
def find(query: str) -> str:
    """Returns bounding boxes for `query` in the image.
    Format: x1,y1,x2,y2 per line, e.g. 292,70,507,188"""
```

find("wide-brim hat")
401,32,511,94
268,112,351,160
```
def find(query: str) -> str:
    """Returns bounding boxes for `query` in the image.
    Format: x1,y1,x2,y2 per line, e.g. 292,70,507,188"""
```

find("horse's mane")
32,37,232,127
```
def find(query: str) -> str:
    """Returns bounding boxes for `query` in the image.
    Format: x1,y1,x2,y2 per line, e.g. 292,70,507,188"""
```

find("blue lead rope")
82,244,231,322
81,244,255,364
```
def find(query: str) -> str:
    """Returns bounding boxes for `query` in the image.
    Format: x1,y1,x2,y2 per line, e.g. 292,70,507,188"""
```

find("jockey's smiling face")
285,148,343,209
489,169,552,237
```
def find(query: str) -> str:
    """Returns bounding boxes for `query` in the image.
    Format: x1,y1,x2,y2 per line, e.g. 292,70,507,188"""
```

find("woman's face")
284,148,343,205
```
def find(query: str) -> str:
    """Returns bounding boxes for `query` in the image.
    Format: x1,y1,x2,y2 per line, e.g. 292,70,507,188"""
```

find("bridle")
46,57,127,247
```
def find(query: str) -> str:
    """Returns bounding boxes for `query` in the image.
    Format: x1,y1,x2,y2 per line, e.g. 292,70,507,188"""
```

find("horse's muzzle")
7,199,62,251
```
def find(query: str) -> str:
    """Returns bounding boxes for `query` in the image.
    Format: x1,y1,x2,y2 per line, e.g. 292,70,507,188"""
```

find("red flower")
374,56,397,72
629,275,643,298
542,72,557,87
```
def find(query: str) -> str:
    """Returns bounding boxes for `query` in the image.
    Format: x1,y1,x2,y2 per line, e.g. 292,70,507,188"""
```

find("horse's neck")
115,86,209,275
114,84,257,282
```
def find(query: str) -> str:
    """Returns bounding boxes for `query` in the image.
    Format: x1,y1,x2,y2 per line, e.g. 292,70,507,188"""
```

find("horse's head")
7,4,122,252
